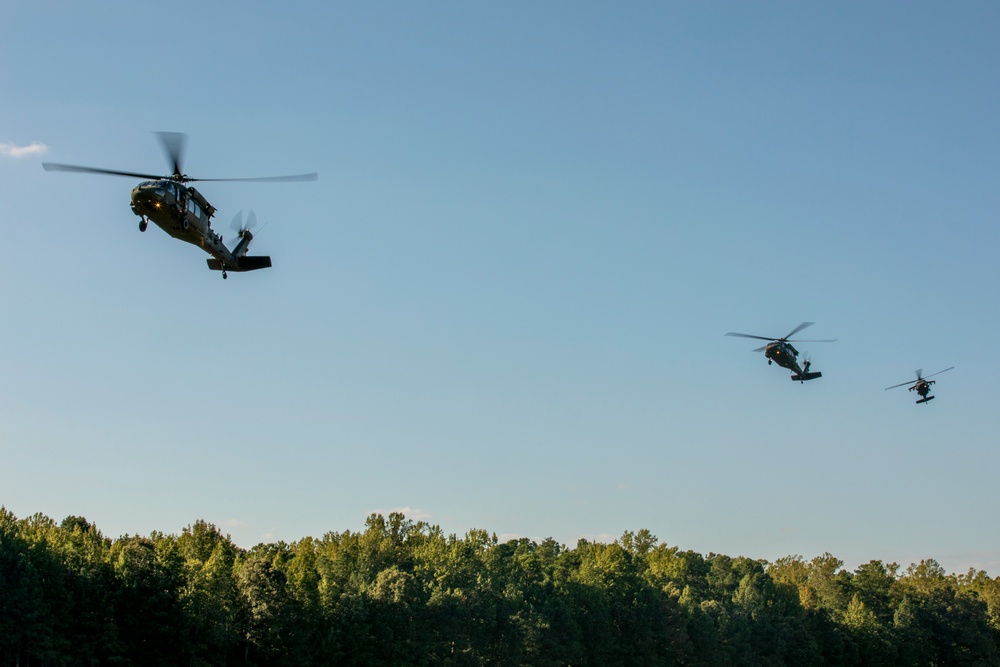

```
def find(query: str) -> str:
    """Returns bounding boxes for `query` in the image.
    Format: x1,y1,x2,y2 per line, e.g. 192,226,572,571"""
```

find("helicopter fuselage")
129,180,265,277
911,379,934,403
764,341,821,382
764,341,800,372
131,180,221,247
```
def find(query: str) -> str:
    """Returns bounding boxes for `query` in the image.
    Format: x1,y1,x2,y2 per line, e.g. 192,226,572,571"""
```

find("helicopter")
885,367,954,404
725,322,836,382
42,132,316,279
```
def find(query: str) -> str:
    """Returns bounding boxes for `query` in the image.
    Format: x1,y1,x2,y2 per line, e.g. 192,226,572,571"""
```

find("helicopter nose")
131,186,168,216
131,186,158,205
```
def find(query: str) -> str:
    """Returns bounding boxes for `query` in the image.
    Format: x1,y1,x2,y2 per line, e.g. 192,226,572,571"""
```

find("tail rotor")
230,209,261,243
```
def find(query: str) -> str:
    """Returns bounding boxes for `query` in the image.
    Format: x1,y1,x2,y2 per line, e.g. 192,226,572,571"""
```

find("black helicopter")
725,322,836,382
885,367,954,404
42,132,316,279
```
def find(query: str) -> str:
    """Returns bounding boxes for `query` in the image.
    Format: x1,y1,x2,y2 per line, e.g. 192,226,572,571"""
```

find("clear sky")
3,2,999,574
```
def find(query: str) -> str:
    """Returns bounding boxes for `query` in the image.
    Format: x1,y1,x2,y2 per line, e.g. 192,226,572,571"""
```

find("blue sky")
3,2,999,574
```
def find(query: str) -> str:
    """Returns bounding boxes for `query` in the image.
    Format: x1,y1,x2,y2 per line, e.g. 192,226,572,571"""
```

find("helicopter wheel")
222,271,228,280
139,219,147,232
180,218,189,231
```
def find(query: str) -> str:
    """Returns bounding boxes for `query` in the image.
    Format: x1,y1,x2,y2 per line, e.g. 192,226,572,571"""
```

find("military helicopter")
885,367,954,404
725,322,836,382
42,132,317,279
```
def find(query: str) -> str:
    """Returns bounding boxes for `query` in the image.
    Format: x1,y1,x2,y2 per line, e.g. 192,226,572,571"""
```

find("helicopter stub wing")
207,256,272,272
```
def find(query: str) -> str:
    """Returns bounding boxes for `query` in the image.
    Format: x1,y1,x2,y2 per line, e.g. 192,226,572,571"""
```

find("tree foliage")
1,507,998,666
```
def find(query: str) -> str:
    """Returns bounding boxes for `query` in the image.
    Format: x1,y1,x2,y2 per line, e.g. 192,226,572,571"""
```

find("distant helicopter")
42,132,317,279
885,367,954,404
725,322,836,382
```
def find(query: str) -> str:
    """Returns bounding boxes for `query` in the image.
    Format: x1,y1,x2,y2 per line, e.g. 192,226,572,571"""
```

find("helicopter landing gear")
180,218,189,231
222,269,228,280
139,218,148,232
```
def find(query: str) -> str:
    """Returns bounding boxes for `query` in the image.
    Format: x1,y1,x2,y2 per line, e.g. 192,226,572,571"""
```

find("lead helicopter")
42,132,317,279
725,322,836,382
885,367,954,404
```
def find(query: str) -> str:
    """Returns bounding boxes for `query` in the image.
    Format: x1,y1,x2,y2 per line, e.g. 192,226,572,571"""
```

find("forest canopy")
2,507,998,666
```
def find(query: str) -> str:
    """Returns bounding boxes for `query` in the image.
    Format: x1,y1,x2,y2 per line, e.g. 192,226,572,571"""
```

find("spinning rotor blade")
726,322,835,351
885,379,918,391
42,162,166,180
190,173,318,183
44,131,316,184
725,332,778,342
230,210,263,244
783,322,814,339
885,366,954,390
151,131,317,182
781,323,836,344
231,210,260,232
155,131,186,179
45,164,318,184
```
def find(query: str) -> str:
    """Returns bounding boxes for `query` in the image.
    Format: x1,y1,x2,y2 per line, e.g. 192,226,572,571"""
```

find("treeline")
2,508,999,666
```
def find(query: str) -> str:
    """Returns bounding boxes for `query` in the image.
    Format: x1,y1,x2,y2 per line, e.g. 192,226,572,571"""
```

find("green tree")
111,535,187,666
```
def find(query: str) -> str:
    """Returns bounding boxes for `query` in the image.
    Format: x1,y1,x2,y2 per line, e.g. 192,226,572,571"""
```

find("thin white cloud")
575,533,618,545
0,141,48,158
371,506,433,521
220,518,248,528
495,532,543,544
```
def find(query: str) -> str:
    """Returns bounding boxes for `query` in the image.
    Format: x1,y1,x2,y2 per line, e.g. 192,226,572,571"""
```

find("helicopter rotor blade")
231,210,260,233
43,130,315,184
155,132,187,179
188,173,318,183
42,162,166,180
783,322,814,340
724,332,777,342
885,379,918,391
885,366,953,391
785,338,838,343
752,345,767,353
